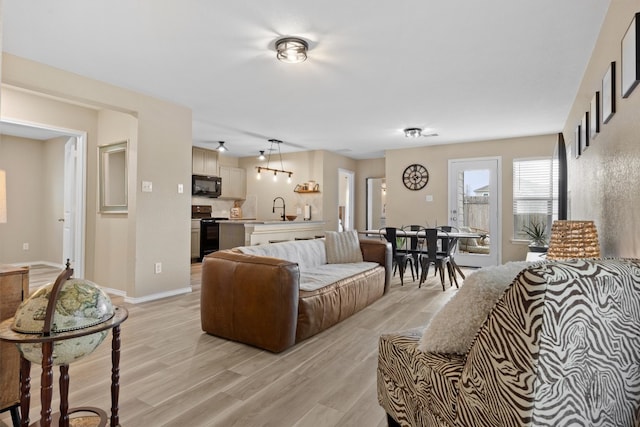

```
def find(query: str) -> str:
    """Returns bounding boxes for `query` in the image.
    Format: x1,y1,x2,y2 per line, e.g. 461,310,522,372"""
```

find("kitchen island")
218,220,326,249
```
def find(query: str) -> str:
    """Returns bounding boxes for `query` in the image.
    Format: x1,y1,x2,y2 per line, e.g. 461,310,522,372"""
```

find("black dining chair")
402,225,424,276
418,228,457,291
437,225,465,281
380,227,416,286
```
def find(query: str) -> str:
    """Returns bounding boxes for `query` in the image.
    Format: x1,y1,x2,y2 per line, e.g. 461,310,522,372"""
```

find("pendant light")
255,139,293,182
216,141,228,152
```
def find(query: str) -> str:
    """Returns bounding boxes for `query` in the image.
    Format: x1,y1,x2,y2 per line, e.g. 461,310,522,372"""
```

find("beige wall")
0,134,68,265
355,158,385,231
321,151,357,231
94,110,138,295
240,150,325,222
562,0,640,258
238,149,358,230
385,134,557,262
2,54,192,300
0,135,45,262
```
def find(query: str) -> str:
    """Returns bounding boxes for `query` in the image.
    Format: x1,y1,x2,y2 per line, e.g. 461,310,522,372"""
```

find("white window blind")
513,157,558,240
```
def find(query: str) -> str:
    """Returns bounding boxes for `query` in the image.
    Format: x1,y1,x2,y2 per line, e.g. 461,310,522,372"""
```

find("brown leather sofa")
201,237,391,352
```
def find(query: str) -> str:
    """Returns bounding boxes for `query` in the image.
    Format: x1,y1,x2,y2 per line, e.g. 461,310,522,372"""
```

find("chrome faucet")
272,197,286,221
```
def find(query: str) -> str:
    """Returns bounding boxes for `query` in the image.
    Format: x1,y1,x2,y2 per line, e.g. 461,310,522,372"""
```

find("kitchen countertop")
218,220,326,249
218,219,324,224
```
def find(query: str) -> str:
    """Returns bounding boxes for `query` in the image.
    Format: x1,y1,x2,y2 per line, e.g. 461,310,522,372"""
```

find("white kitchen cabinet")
192,147,218,176
219,165,246,199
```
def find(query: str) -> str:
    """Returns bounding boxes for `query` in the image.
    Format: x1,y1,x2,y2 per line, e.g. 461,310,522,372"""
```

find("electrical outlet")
425,195,434,202
296,207,302,214
154,262,162,274
22,243,29,251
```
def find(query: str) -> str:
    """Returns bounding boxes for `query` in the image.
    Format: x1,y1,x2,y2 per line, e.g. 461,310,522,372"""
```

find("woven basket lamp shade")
546,220,601,260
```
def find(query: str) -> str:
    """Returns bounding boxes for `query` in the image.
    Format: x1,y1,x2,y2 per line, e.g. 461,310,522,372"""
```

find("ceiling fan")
403,127,439,138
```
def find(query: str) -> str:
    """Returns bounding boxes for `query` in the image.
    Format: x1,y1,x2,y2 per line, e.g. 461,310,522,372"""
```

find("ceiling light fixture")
216,141,228,152
258,150,266,160
275,37,308,63
404,127,423,138
256,139,293,183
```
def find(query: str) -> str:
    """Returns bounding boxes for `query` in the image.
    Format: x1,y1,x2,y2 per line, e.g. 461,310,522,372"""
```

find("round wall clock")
402,164,429,190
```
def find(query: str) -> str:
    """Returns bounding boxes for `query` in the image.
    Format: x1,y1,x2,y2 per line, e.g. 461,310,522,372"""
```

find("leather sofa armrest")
360,238,392,293
200,250,300,353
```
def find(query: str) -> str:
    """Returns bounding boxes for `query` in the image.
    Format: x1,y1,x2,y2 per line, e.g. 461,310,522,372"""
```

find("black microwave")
192,175,222,198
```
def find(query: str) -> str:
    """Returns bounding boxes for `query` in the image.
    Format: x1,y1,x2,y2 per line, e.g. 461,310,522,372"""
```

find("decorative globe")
12,278,115,365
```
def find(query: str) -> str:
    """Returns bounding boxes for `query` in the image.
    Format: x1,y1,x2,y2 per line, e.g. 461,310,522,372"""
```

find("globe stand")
0,265,128,427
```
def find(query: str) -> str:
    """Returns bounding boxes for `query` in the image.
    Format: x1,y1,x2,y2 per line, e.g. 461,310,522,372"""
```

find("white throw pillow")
418,261,533,355
325,230,364,264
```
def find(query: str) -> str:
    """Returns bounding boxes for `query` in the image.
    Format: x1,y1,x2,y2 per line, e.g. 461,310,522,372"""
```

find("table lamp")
546,220,601,260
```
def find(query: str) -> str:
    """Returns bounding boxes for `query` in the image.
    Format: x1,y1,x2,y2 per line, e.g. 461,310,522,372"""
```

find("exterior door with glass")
448,157,501,267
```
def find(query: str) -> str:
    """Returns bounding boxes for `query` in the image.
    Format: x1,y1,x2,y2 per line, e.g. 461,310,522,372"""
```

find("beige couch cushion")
237,238,327,269
325,230,364,264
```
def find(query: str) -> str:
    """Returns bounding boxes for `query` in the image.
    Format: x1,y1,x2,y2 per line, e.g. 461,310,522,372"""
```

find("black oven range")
192,205,228,261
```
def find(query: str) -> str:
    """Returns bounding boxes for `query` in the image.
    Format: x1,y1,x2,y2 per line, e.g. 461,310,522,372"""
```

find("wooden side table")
0,265,29,427
0,307,128,427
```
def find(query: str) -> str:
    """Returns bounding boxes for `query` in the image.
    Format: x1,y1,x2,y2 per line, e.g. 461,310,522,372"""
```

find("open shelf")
294,183,320,193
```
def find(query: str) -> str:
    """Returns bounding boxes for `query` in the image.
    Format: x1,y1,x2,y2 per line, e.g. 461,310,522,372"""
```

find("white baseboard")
11,261,192,304
10,260,65,269
124,287,192,304
101,287,127,298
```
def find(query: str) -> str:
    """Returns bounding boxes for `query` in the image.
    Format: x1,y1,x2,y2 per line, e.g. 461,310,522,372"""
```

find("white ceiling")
2,1,610,159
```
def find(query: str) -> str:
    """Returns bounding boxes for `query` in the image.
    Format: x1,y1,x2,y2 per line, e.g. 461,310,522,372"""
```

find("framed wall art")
580,112,589,154
622,13,640,98
602,61,616,124
589,92,600,141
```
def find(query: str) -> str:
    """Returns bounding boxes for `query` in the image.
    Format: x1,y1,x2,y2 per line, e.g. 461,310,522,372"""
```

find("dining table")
359,228,482,280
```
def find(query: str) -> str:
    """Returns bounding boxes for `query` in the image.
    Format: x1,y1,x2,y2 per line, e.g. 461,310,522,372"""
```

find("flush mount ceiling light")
403,127,439,138
275,37,308,63
256,139,293,183
404,127,423,138
216,141,228,152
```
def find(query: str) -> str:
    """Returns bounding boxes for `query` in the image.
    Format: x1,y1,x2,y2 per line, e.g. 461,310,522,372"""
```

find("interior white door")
448,157,501,267
62,137,77,268
338,168,355,231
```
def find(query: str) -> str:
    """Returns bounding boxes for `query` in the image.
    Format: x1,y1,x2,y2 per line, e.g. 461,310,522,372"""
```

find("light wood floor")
0,263,472,427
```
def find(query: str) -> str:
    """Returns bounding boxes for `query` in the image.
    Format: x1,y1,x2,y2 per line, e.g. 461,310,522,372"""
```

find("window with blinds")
513,157,558,240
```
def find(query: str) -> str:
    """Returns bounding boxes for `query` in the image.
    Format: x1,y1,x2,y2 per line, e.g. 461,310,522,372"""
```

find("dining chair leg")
451,259,465,279
419,261,430,288
447,262,458,288
438,263,446,291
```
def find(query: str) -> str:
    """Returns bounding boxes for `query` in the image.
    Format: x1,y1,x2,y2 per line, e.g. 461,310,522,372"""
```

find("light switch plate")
425,195,433,202
177,184,184,194
142,181,153,192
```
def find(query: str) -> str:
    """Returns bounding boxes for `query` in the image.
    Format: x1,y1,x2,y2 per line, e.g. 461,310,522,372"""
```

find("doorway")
448,157,501,267
0,119,86,277
366,177,386,231
338,169,355,231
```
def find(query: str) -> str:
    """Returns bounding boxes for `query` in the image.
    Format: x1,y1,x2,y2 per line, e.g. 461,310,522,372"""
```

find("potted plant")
523,221,548,252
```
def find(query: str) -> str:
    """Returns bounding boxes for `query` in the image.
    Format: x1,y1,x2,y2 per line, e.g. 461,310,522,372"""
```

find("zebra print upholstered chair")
378,258,640,427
